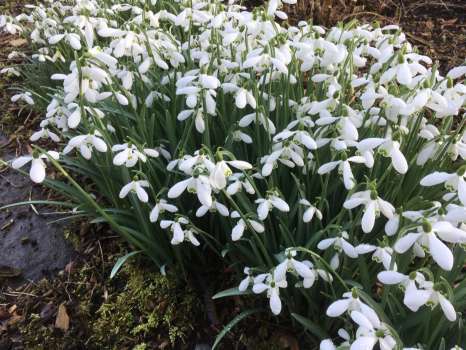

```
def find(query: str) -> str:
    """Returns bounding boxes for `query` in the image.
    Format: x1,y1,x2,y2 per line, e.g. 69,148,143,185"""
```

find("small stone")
40,302,56,322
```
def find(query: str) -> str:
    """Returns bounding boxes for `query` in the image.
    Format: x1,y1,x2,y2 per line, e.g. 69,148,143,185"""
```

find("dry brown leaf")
55,303,70,331
9,38,27,47
8,305,17,314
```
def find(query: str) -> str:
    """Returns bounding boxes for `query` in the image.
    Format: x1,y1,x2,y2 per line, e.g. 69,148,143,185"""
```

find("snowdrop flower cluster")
2,0,465,347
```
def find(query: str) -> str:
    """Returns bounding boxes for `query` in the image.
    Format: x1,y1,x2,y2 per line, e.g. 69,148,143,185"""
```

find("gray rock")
0,134,74,285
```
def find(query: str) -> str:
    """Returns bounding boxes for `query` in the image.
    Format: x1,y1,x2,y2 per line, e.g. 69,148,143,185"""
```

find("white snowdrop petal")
135,185,149,202
12,156,32,169
421,171,451,186
457,177,466,206
377,271,405,285
351,336,377,350
438,294,457,322
362,201,376,233
404,289,431,312
269,289,282,315
30,159,46,183
320,339,336,350
428,234,454,271
326,299,349,317
119,183,133,199
168,178,190,199
150,206,160,222
350,310,374,330
394,233,421,253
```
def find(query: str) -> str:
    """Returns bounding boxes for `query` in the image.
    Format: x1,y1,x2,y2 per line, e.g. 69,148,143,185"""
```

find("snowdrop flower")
226,173,255,195
356,244,396,271
261,141,305,176
274,249,314,282
360,85,384,109
112,143,150,167
350,310,396,350
344,190,395,233
380,58,414,86
351,138,385,168
394,219,466,271
65,103,82,128
239,112,276,135
12,151,59,183
318,154,366,190
255,194,290,220
119,180,150,203
299,199,322,223
377,270,434,312
317,231,358,269
232,129,253,144
230,211,264,241
385,213,401,236
30,128,60,142
182,229,201,246
160,216,199,246
273,128,317,151
49,32,82,50
267,0,297,19
149,199,178,223
222,83,256,109
63,132,107,159
378,139,408,174
447,66,466,80
11,91,34,105
421,168,466,206
210,159,252,190
326,290,379,325
168,173,213,208
196,200,229,217
403,282,457,322
320,329,350,350
238,267,254,292
299,260,333,288
176,73,220,133
0,67,21,76
448,136,466,161
252,273,287,315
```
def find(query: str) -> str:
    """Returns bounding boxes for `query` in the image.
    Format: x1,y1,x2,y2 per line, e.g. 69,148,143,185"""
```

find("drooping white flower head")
12,151,59,183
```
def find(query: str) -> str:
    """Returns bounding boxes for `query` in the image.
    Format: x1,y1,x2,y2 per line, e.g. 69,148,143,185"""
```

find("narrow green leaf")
291,313,328,339
212,308,262,350
212,287,252,300
0,200,75,210
110,250,142,279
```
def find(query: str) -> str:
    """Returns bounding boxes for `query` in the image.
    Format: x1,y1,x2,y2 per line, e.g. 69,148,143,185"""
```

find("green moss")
90,264,199,349
15,262,201,350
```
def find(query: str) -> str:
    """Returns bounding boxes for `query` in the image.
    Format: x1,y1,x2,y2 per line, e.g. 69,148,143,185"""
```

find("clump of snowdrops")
1,0,466,348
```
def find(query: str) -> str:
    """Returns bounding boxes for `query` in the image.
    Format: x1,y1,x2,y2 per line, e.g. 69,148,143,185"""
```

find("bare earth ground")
0,1,464,349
